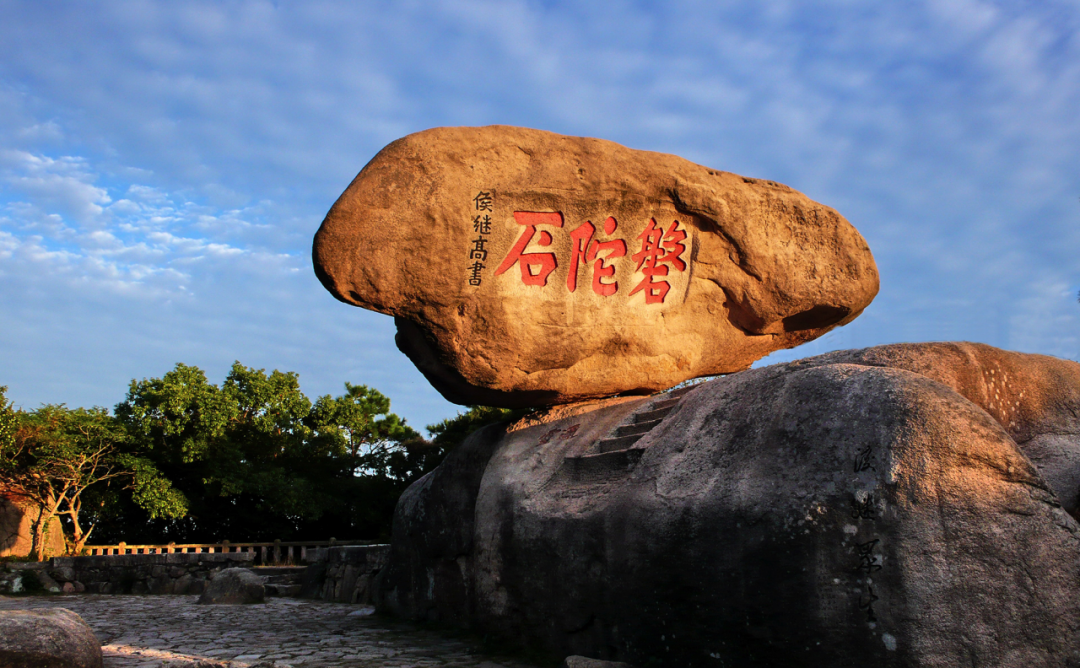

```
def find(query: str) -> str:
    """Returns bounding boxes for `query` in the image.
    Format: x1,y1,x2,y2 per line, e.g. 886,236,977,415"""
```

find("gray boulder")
197,567,264,604
376,344,1080,667
0,608,103,668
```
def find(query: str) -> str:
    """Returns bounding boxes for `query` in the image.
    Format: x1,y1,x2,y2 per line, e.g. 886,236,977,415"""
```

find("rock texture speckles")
0,608,103,668
376,345,1080,667
795,342,1080,516
313,125,879,407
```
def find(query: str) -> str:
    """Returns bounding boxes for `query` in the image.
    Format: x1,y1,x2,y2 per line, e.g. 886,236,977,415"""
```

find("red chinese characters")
628,218,687,304
495,211,688,304
567,217,628,296
494,211,564,286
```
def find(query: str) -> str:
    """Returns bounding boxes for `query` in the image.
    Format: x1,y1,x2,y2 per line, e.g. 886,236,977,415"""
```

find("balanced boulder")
0,608,103,668
313,125,879,407
197,568,264,605
376,345,1080,667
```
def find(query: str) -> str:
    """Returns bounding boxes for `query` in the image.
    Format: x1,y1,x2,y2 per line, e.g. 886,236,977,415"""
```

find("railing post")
167,541,175,554
118,542,126,555
221,540,230,554
273,539,281,565
260,545,266,565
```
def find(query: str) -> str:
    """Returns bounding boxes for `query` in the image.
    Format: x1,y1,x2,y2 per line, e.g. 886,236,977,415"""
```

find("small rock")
0,608,103,668
36,569,62,593
62,581,75,593
347,606,376,616
197,568,265,605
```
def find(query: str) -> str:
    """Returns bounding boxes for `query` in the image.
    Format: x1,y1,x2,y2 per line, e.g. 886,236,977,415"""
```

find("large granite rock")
375,344,1080,667
0,608,103,668
197,567,264,604
795,341,1080,516
313,125,879,407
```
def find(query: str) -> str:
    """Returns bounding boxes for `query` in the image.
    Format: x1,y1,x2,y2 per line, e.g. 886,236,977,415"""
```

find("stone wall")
28,552,258,595
0,545,388,600
301,545,389,604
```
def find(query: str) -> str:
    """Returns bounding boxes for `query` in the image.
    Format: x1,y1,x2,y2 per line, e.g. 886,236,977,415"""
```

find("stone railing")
83,538,375,565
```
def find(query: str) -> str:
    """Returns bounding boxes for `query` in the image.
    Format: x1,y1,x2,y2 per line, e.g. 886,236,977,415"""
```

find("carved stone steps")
559,385,699,483
595,434,647,454
633,403,677,424
613,419,664,438
563,447,645,482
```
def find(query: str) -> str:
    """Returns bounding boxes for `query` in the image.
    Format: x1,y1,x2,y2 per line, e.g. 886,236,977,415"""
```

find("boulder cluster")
315,127,1080,667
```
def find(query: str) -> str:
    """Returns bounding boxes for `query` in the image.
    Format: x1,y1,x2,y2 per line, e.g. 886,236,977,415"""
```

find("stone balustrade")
83,538,374,565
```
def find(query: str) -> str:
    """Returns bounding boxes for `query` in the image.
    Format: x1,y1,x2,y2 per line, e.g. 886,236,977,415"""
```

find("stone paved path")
0,595,549,668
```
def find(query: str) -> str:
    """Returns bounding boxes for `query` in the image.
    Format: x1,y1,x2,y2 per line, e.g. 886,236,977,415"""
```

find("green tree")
0,403,185,559
308,382,418,475
111,362,421,543
0,387,14,454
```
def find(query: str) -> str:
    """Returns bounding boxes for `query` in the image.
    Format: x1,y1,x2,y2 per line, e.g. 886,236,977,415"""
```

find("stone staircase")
563,385,695,482
253,566,307,597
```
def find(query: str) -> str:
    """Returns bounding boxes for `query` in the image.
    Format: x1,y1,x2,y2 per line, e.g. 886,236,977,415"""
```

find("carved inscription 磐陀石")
469,202,690,305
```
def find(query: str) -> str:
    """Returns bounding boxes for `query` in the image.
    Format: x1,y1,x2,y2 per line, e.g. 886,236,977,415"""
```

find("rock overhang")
313,125,879,407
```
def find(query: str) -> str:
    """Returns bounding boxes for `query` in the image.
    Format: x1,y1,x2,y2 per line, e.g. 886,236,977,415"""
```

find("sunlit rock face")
375,345,1080,667
798,342,1080,517
313,125,879,408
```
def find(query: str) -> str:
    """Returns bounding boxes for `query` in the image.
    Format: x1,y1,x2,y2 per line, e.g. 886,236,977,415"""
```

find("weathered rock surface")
0,608,103,668
313,125,879,407
197,567,264,605
793,341,1080,516
376,344,1080,667
0,492,67,558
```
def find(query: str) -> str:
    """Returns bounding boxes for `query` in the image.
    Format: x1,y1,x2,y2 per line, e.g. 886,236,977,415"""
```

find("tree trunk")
29,504,46,562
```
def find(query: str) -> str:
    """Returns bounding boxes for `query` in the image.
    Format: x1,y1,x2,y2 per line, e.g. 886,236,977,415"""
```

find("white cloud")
0,150,111,224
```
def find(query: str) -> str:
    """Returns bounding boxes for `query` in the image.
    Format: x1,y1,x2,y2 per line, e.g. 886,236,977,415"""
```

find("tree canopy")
0,399,185,559
102,362,425,544
1,366,528,552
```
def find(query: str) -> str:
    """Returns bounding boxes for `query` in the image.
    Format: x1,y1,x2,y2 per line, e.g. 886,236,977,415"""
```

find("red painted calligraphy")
495,211,564,287
628,219,688,304
567,216,628,296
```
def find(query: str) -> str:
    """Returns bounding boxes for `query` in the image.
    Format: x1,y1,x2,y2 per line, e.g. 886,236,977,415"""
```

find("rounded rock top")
313,125,879,407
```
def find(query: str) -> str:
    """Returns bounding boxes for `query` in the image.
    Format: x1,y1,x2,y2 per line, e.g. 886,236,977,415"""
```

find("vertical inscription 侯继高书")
467,191,494,287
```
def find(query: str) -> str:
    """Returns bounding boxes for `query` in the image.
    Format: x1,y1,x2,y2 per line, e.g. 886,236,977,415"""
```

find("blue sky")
1,0,1078,433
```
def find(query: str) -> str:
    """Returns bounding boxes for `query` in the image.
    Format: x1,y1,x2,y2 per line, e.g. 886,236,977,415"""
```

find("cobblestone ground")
0,595,550,668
